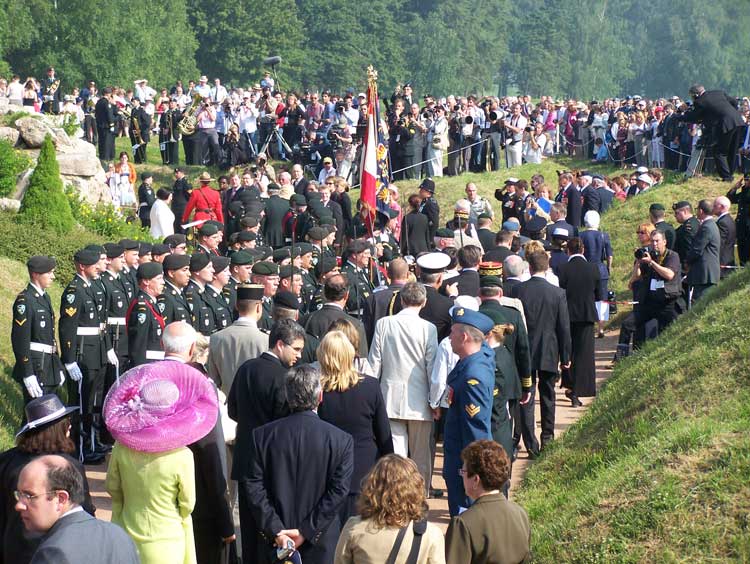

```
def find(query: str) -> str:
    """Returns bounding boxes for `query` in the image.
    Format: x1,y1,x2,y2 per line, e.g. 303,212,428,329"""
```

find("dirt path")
427,329,617,530
88,331,618,528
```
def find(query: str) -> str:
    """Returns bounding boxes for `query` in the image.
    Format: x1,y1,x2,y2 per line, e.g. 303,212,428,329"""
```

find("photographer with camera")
633,229,681,348
727,173,750,265
195,96,223,166
425,105,448,178
505,104,527,167
255,86,279,153
523,121,547,165
387,99,414,180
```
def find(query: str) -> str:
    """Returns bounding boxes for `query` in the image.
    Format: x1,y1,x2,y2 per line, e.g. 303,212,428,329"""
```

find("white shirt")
150,199,175,239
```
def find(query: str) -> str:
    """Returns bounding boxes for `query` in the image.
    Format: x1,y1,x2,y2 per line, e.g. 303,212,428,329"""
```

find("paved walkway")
88,330,618,529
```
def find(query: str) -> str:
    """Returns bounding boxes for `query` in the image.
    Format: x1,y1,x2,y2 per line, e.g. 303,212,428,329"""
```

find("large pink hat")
103,361,218,453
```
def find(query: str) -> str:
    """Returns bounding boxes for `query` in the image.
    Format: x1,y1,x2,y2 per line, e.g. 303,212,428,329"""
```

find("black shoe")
430,488,444,498
571,396,583,408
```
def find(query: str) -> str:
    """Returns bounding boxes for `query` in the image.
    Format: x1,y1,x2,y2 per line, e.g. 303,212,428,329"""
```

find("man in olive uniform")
129,97,151,164
119,239,140,296
137,172,156,229
204,255,233,333
158,254,192,323
195,222,222,255
306,226,328,268
59,249,118,463
126,263,166,367
100,243,132,382
41,66,62,114
650,203,676,250
250,261,280,330
225,250,254,318
673,201,701,264
12,256,66,402
341,239,375,318
293,243,318,313
185,253,217,336
443,308,495,516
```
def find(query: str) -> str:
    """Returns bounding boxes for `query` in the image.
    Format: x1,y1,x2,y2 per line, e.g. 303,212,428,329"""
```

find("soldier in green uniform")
650,203,676,250
100,244,132,368
293,242,318,313
306,226,328,268
250,261,280,330
307,256,340,314
205,255,233,333
225,250,254,318
158,253,192,324
184,253,216,336
12,256,66,402
118,238,140,296
341,239,375,318
126,262,166,367
59,249,117,463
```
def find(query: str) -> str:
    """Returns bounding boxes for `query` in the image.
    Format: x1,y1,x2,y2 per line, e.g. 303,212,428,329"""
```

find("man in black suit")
302,273,368,356
400,198,431,256
501,255,526,298
483,229,514,263
678,84,745,181
440,245,481,297
686,199,721,303
476,214,496,251
15,455,139,564
228,319,305,561
554,172,582,228
171,168,192,234
595,175,615,213
418,178,440,242
513,251,571,450
713,196,736,278
94,87,117,162
362,258,408,344
579,172,601,221
649,203,676,250
557,238,600,408
243,365,353,564
262,183,291,249
291,164,309,195
545,202,577,241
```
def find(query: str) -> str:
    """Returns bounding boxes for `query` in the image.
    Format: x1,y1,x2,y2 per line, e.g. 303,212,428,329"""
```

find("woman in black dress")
316,331,393,526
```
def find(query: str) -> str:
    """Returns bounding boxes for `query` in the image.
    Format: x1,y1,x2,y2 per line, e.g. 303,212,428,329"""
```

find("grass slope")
516,268,750,562
0,257,62,450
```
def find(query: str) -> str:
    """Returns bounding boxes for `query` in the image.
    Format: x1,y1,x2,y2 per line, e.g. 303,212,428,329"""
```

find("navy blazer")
243,411,354,564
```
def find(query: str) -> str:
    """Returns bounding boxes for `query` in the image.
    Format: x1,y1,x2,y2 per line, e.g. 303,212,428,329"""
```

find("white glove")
65,363,83,382
107,349,119,367
59,370,66,386
23,376,43,398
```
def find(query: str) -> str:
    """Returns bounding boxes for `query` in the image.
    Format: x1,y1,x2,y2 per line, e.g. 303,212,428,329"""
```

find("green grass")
515,268,750,562
0,256,62,450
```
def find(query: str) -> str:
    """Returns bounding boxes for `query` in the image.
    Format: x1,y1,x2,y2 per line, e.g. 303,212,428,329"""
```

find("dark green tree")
18,134,74,234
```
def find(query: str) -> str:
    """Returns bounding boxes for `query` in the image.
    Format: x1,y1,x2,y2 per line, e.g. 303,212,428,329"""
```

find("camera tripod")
258,126,294,161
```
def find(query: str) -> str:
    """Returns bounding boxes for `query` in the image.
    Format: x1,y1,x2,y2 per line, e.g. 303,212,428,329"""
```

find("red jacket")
182,185,224,224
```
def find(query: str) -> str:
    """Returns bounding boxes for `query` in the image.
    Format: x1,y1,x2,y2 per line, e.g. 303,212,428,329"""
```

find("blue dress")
581,229,613,300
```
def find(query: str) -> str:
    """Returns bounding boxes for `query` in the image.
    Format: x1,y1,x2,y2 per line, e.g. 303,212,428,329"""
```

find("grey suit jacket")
686,217,721,285
31,510,138,564
207,318,269,397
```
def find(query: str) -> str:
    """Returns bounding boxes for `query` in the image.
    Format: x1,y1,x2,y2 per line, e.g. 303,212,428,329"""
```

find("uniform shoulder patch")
16,303,26,316
65,293,76,304
493,387,499,397
64,307,77,317
467,378,479,386
137,312,147,324
465,404,481,418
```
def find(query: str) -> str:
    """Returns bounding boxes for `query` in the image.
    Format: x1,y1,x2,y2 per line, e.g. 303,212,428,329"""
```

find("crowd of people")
5,68,749,189
3,68,750,563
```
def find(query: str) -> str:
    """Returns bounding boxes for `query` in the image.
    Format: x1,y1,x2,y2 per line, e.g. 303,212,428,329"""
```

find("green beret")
237,231,256,242
279,265,301,279
84,244,105,255
230,250,254,265
293,242,314,256
479,275,503,289
190,253,211,272
163,254,191,272
210,255,230,272
74,249,100,266
292,194,307,206
103,243,124,259
151,244,171,257
252,261,279,276
273,290,299,310
649,203,665,212
273,248,291,263
348,239,370,254
137,262,163,280
118,238,140,251
198,223,219,237
27,255,56,273
435,228,455,239
307,226,328,241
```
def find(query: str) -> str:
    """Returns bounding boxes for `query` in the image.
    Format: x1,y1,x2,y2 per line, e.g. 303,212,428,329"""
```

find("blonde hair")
318,331,359,392
358,454,427,527
523,240,547,256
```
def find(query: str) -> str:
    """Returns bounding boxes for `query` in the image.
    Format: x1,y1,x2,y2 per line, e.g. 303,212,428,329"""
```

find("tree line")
1,0,748,100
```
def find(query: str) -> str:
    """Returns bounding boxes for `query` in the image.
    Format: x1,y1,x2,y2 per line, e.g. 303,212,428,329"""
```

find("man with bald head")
713,196,736,277
16,455,138,564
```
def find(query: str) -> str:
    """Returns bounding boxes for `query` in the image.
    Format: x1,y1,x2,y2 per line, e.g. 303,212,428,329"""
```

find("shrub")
0,111,32,128
65,186,154,241
61,114,80,138
0,139,31,197
17,133,75,234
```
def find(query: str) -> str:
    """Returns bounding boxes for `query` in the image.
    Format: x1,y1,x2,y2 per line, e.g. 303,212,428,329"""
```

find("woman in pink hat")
104,361,218,564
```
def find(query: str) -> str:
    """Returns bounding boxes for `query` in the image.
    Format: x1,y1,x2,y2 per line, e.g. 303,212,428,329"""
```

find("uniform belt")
30,342,56,354
145,350,165,360
76,327,103,336
351,309,363,316
107,317,126,325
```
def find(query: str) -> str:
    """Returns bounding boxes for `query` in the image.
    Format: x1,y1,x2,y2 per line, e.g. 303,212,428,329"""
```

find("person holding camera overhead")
505,104,527,167
523,122,547,165
633,230,681,348
196,96,223,166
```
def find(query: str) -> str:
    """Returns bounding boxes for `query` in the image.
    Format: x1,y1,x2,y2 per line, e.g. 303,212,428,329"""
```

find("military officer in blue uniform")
12,256,66,402
443,308,496,516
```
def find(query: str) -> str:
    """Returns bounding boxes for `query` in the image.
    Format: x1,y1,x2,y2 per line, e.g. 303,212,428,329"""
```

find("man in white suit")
369,281,438,490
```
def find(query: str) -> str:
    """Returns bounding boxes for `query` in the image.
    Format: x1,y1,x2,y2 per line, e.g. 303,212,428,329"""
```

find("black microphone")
263,56,282,67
